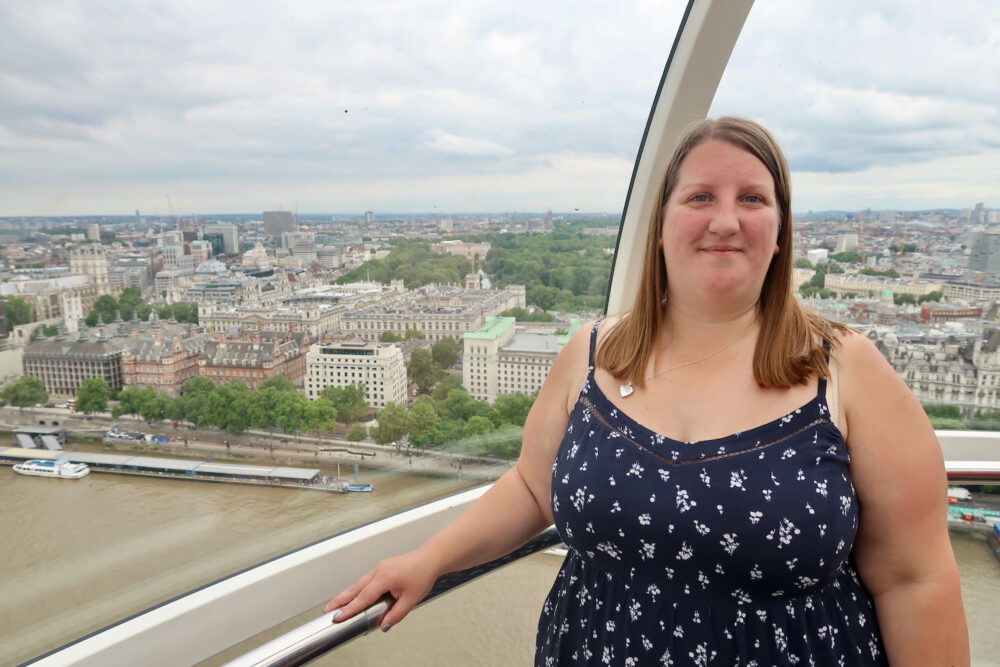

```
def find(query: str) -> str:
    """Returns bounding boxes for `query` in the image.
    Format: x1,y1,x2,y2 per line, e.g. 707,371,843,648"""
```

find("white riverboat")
13,459,90,480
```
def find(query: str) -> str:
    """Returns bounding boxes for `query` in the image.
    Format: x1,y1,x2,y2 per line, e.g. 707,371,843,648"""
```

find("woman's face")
660,139,781,308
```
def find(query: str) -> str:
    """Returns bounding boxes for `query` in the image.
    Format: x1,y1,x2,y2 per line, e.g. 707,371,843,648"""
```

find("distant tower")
263,211,295,238
365,211,375,223
970,233,1000,274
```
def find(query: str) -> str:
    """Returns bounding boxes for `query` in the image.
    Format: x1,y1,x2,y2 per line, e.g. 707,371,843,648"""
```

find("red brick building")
198,329,309,389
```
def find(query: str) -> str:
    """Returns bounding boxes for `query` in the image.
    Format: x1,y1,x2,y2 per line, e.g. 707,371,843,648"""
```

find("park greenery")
85,287,199,327
337,239,473,288
30,324,59,341
338,226,612,313
501,307,556,322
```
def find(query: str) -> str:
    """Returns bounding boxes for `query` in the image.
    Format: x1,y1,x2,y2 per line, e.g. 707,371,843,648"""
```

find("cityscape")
2,202,1000,440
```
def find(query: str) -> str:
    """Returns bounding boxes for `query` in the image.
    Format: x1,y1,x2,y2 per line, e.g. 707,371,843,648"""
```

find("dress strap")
817,339,830,398
588,319,602,367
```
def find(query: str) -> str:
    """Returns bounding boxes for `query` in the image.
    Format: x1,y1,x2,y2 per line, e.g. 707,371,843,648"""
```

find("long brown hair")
596,116,847,389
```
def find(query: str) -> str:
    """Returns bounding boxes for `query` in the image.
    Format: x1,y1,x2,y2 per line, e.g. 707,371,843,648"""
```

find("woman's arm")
839,331,969,665
324,320,595,630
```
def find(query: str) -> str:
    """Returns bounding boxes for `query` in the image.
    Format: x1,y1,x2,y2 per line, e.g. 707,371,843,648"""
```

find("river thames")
1,447,998,666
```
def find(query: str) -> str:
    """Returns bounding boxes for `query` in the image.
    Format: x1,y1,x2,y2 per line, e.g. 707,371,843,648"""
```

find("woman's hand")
324,549,439,632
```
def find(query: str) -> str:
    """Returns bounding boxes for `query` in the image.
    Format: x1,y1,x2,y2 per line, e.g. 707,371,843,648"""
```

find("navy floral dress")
536,322,887,666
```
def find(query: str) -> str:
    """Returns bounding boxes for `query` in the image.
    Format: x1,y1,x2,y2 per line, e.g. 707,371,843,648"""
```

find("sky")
1,0,998,218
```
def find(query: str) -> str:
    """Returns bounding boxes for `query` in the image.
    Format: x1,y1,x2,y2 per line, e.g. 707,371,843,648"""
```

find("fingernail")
331,610,342,620
381,624,392,632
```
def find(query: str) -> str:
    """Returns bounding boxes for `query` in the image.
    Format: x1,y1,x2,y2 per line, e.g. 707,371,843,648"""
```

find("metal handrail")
224,526,564,667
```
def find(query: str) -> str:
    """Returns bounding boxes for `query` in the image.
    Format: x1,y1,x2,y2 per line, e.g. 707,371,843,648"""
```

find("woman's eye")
743,194,762,204
690,194,709,202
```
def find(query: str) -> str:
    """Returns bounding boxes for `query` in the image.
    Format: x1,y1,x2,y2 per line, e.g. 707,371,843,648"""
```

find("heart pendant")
619,383,634,398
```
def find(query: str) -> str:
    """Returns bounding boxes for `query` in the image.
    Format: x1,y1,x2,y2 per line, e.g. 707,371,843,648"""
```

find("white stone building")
463,317,578,403
304,340,407,409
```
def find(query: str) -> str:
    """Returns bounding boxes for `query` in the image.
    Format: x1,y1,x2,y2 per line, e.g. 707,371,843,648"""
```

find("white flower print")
818,523,827,537
697,571,710,589
675,486,696,512
596,541,622,560
638,513,651,526
608,475,616,486
805,502,815,515
693,520,710,536
610,500,622,513
815,479,829,497
786,557,798,570
627,462,645,478
672,624,684,638
690,642,717,666
720,533,739,556
749,510,763,524
732,589,751,605
840,495,852,516
699,468,711,487
781,447,797,459
730,469,748,490
647,584,661,601
676,541,694,560
657,468,671,482
716,504,724,514
571,487,595,512
762,489,773,502
797,469,806,481
628,598,642,621
640,540,656,561
750,564,763,580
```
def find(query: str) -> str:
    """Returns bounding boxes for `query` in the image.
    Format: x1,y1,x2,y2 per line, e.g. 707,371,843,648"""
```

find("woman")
327,117,968,665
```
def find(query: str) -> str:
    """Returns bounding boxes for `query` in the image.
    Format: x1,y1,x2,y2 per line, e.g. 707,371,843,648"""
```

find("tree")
493,393,534,427
407,398,439,446
893,293,917,305
830,251,861,264
918,291,944,304
76,378,110,414
304,398,338,435
183,376,215,396
431,337,461,367
404,328,425,340
370,402,409,445
320,384,369,423
205,381,251,433
432,375,462,402
408,348,442,391
922,403,962,419
2,297,32,326
793,258,814,269
138,390,170,423
1,377,48,411
259,375,298,394
347,424,368,442
463,415,494,438
112,386,147,418
380,330,402,342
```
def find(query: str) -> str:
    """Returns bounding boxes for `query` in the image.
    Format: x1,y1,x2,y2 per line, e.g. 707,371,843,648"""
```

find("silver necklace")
619,322,756,398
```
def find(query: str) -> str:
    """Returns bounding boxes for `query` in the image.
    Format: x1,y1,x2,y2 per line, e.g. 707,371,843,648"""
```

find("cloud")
423,129,514,157
0,0,996,215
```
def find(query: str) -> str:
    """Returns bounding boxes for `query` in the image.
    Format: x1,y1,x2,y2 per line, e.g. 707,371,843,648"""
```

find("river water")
1,446,998,666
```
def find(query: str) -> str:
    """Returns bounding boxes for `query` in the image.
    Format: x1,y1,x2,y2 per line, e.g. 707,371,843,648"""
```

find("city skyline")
2,1,998,217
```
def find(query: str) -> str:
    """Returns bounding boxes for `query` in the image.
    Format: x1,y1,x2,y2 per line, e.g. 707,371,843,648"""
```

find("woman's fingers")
377,586,425,630
323,569,375,616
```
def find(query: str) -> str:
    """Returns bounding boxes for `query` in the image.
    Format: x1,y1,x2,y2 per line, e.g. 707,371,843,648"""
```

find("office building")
304,339,407,409
263,211,295,238
202,224,240,255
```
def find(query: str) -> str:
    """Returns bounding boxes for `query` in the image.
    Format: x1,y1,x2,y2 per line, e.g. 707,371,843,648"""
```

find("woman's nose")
708,202,740,235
